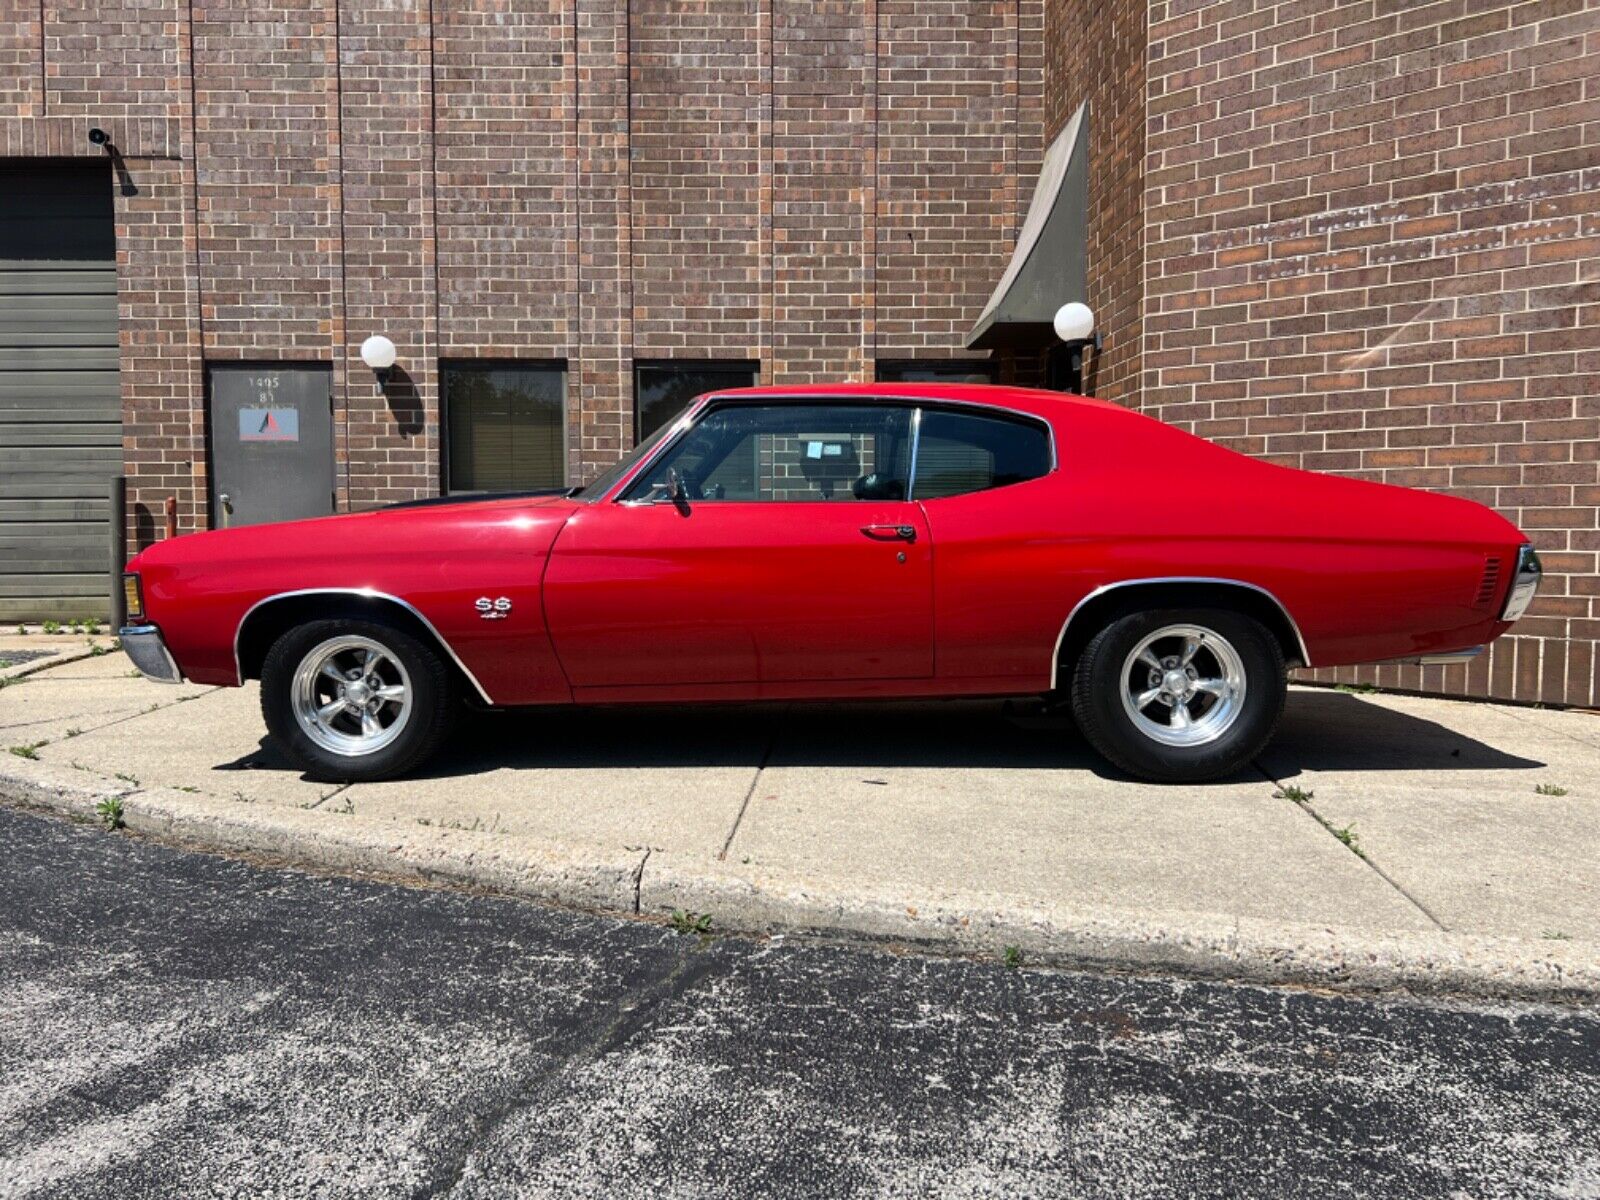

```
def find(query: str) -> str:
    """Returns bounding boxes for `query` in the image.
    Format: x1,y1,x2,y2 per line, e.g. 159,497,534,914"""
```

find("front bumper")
120,624,184,684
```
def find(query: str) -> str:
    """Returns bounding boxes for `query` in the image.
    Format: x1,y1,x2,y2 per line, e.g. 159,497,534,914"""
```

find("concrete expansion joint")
719,709,783,862
1253,760,1448,933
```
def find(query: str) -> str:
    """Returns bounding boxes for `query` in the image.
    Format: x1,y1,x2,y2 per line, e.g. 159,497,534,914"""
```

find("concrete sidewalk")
3,638,1598,1000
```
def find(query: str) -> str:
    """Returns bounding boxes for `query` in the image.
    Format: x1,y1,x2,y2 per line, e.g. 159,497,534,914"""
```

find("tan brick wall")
1043,0,1147,404
876,0,1019,360
1142,0,1600,706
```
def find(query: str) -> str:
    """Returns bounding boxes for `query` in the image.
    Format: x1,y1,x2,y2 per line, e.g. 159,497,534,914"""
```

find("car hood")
127,493,579,575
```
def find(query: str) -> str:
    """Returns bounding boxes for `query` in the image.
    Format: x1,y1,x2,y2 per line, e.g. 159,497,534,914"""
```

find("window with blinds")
634,361,759,442
443,361,566,494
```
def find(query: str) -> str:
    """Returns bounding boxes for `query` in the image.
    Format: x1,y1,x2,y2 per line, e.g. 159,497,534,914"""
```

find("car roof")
698,382,1129,423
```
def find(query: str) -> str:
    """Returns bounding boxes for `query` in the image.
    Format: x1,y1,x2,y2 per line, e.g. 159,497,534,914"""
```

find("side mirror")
666,468,690,514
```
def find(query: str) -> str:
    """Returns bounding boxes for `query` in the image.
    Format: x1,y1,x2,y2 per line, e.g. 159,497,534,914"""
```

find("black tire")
260,617,459,782
1068,607,1285,783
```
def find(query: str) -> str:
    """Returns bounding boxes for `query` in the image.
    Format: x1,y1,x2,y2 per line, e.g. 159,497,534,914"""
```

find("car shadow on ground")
1263,689,1543,779
215,689,1542,785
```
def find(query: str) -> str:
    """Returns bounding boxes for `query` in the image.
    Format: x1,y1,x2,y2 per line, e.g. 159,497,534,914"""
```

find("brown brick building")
2,0,1596,708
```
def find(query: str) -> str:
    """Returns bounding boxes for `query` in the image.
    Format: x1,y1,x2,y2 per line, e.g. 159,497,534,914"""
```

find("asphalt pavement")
2,804,1598,1198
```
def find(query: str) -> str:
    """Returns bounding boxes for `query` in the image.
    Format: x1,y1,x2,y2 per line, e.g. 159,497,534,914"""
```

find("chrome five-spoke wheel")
290,635,413,757
1119,623,1246,748
1068,606,1286,783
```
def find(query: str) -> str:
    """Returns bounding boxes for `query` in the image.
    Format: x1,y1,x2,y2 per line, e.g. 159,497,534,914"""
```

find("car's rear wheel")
1068,607,1285,783
260,617,458,782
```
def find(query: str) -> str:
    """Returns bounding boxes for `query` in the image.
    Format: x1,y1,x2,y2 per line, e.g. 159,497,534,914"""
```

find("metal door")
0,160,119,621
208,365,335,528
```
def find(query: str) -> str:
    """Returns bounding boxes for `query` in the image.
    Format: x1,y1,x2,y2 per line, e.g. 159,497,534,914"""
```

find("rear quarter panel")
926,401,1524,689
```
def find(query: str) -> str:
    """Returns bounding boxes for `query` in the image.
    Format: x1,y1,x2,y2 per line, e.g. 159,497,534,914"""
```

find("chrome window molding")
905,405,923,500
604,392,1058,505
1050,576,1313,691
233,587,494,706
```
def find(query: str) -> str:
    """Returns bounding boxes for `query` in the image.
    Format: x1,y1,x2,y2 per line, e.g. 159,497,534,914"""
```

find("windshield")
571,416,683,501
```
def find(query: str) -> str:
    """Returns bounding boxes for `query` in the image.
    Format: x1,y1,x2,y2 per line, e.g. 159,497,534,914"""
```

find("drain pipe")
108,475,127,627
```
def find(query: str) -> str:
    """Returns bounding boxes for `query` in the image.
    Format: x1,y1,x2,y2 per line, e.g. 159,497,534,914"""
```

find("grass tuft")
96,796,125,831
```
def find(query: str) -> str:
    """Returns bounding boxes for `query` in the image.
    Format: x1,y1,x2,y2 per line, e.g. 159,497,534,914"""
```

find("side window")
625,404,913,503
912,409,1051,500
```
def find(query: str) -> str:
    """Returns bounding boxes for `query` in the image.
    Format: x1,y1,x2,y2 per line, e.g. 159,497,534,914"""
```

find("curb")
4,759,1597,1005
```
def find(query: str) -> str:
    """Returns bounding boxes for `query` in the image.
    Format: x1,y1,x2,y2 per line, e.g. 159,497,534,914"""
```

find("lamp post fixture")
359,335,398,387
1051,302,1098,396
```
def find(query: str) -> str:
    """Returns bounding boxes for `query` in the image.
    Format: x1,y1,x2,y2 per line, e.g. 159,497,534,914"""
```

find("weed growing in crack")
1543,930,1571,941
1274,784,1314,803
8,742,45,760
669,910,713,938
114,771,138,785
1004,945,1023,970
1329,822,1368,860
96,796,125,831
1333,682,1379,695
1535,783,1569,797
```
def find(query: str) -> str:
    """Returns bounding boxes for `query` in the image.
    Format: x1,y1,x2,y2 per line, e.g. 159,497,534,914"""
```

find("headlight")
122,573,144,622
1501,545,1541,622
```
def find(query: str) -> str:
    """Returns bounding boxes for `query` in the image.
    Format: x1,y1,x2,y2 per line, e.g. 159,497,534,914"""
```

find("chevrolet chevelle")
120,383,1541,783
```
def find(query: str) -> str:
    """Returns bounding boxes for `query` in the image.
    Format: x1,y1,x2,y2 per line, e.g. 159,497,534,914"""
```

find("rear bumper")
1501,544,1541,622
120,624,184,683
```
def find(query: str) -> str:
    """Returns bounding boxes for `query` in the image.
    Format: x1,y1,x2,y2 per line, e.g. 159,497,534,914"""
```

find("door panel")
0,160,119,621
544,501,933,689
208,365,335,528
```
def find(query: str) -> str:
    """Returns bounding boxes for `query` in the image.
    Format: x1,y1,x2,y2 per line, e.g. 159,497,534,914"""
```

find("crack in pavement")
718,708,783,861
1252,761,1448,932
628,846,652,914
406,949,727,1200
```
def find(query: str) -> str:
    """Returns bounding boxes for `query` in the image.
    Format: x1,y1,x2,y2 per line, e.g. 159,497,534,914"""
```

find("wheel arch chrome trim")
233,587,494,705
1050,576,1312,690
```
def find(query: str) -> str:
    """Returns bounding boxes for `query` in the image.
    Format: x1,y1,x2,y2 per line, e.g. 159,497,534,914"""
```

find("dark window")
625,404,913,504
912,409,1051,500
635,361,759,442
876,359,998,385
443,361,566,493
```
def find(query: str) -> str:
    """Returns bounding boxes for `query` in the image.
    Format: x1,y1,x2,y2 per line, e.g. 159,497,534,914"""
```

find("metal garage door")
0,160,119,622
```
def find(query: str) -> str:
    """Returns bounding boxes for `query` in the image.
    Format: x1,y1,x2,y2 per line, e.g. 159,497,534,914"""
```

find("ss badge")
475,596,512,620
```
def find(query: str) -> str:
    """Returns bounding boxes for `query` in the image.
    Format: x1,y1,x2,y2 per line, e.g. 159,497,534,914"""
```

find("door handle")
860,524,916,543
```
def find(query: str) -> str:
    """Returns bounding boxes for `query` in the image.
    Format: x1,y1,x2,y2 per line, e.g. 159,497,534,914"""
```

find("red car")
120,383,1540,783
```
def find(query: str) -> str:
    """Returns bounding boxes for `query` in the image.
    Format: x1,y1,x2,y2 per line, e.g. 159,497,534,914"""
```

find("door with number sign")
208,365,335,528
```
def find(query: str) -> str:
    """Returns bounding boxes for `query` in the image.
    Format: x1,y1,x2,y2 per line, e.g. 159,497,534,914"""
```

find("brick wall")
1043,0,1147,404
876,0,1020,360
1141,0,1600,706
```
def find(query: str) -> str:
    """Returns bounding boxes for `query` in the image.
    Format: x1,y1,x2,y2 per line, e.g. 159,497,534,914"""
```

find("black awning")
967,102,1089,351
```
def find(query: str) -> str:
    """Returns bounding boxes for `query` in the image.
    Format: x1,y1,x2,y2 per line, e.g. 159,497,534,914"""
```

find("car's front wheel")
260,617,458,782
1068,607,1285,783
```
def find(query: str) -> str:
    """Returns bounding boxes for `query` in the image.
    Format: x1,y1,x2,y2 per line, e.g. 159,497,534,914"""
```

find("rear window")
912,409,1051,500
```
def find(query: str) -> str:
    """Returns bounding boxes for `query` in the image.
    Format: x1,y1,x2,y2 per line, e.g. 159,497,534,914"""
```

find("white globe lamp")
360,334,398,385
1053,302,1095,344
